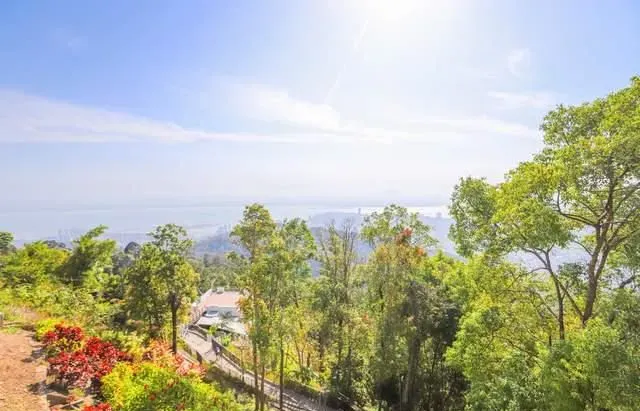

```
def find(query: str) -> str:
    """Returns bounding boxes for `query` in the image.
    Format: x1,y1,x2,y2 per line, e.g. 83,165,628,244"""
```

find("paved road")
182,331,337,411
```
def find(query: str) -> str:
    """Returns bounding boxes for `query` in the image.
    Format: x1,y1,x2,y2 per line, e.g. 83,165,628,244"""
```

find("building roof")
196,316,247,336
202,290,242,309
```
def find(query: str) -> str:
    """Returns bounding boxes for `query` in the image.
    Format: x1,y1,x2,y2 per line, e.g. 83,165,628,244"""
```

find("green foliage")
98,330,147,361
35,317,67,340
0,241,69,286
102,362,245,411
541,320,640,411
361,204,436,248
0,231,14,254
191,254,237,292
447,77,640,411
4,77,640,410
61,225,117,289
125,224,198,352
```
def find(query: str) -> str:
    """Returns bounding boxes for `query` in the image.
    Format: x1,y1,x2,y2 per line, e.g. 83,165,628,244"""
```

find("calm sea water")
0,204,448,243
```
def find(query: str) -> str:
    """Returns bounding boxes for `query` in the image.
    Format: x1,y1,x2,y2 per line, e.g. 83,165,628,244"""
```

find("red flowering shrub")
48,336,131,389
42,324,84,356
142,340,204,376
82,403,112,411
395,227,414,245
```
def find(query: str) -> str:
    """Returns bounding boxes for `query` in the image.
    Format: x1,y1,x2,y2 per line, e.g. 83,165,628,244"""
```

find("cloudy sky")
1,0,638,209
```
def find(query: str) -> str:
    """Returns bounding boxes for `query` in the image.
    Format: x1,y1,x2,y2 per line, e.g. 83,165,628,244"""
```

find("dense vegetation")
1,77,639,410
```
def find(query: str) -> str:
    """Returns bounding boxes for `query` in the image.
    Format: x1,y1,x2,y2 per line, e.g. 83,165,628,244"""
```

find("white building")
192,287,246,336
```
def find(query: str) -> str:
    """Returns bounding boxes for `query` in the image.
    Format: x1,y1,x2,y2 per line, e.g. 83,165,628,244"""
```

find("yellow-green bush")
102,362,248,411
34,317,67,340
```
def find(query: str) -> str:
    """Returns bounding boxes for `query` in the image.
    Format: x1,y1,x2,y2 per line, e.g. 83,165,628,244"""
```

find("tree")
126,224,198,353
363,205,456,411
0,241,69,286
193,254,237,292
275,218,316,409
447,77,640,410
313,220,369,407
123,241,141,258
229,204,276,411
61,225,117,291
451,77,640,332
0,231,15,255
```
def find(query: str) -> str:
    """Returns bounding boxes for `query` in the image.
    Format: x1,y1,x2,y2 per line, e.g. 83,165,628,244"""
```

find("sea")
0,204,449,244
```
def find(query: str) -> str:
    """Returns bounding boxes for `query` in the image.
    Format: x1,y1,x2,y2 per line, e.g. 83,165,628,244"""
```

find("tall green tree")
313,220,369,407
126,224,198,353
61,225,117,291
229,204,276,411
363,205,452,411
451,77,640,333
448,77,640,410
275,218,316,409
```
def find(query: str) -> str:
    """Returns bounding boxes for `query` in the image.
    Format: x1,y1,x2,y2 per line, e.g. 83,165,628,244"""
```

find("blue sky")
1,0,639,209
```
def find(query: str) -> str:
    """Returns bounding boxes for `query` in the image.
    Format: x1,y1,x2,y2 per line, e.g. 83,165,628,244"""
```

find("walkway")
0,328,48,411
182,330,337,411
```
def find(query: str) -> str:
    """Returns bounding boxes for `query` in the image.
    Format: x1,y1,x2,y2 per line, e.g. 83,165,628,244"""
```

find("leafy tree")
361,204,436,249
229,204,276,411
313,220,369,407
450,77,640,334
192,254,237,292
126,224,198,353
62,225,117,291
43,240,68,250
0,241,69,285
123,242,141,258
275,218,316,409
0,231,15,254
447,77,640,410
230,207,316,411
363,205,464,411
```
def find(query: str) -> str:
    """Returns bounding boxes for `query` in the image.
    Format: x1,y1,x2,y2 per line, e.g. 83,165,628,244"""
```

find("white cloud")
0,89,342,144
488,90,557,109
231,83,341,129
413,115,539,138
228,82,540,141
507,48,532,78
0,84,541,145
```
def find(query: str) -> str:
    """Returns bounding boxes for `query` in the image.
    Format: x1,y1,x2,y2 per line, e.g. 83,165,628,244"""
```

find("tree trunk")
279,339,285,410
171,303,178,354
253,342,260,411
403,335,421,411
552,278,565,340
260,364,266,411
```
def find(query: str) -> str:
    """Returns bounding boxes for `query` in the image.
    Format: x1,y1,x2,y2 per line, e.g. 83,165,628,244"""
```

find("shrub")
98,330,145,361
48,336,130,389
35,317,66,341
42,324,84,356
142,340,204,377
83,404,112,411
102,362,245,411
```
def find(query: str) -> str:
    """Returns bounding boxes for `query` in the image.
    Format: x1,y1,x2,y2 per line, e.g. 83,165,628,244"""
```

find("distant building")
191,287,246,336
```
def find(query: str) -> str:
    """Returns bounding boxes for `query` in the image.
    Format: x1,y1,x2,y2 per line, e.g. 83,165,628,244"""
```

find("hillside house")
192,287,246,336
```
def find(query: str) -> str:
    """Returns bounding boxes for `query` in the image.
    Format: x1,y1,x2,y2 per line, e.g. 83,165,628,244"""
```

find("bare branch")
554,190,598,226
571,238,593,255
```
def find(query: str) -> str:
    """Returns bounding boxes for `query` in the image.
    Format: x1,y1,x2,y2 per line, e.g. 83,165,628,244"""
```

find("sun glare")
363,0,426,23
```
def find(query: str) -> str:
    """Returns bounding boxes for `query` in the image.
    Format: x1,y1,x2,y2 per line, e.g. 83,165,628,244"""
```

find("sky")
1,0,639,210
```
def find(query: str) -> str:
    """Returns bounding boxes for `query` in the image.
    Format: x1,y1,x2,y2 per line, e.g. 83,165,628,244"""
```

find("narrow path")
182,331,337,411
0,328,48,411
